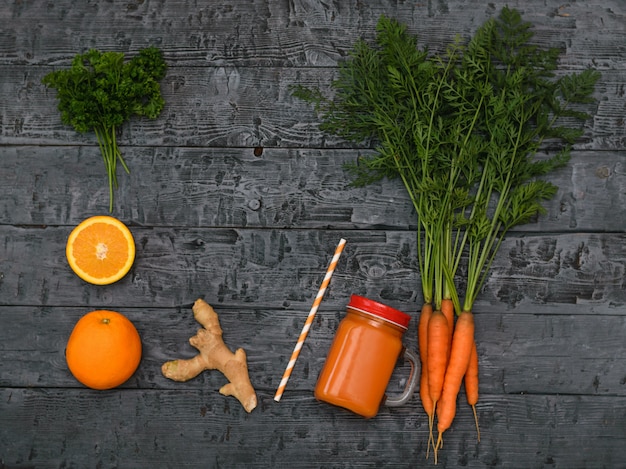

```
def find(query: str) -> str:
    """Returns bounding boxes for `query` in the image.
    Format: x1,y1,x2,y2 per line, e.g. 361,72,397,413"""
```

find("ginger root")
161,298,257,413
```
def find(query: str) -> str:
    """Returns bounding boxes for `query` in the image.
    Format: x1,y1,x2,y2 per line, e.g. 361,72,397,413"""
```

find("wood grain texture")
1,389,625,469
1,0,625,467
3,226,626,311
2,146,626,232
1,0,624,68
1,65,621,149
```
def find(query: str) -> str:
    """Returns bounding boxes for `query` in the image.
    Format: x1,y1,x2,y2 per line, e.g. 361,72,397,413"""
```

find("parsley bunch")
42,47,167,211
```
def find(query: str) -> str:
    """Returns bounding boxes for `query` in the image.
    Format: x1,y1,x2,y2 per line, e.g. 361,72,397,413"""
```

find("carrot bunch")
293,6,600,462
419,301,477,461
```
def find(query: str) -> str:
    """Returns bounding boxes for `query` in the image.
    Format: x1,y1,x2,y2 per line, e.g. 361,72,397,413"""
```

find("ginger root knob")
161,298,257,413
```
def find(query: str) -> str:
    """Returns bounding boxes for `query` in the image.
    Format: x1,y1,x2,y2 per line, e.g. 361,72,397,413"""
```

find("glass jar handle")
385,347,420,407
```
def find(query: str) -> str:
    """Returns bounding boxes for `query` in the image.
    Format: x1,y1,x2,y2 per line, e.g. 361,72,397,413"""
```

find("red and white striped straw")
274,238,347,402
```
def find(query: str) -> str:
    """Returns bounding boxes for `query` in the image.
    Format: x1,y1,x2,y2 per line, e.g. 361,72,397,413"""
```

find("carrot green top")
293,7,600,314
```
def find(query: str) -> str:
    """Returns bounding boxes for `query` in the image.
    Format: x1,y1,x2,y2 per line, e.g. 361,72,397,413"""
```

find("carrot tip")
425,409,434,459
434,432,444,465
472,404,481,442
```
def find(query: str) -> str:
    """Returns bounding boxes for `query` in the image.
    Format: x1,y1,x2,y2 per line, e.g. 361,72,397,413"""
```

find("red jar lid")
347,295,411,330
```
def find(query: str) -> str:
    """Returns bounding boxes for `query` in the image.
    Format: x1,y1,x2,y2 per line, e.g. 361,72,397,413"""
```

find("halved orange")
66,215,135,285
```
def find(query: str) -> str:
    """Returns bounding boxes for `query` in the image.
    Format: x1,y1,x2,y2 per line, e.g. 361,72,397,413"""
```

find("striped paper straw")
274,238,347,402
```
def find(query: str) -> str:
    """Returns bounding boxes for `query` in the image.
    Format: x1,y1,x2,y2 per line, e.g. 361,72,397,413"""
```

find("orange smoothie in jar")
314,295,411,418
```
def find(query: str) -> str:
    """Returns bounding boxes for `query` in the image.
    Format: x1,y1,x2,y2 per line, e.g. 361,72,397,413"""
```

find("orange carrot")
464,339,480,442
435,310,475,461
427,309,450,406
441,298,455,360
419,371,434,457
417,303,432,379
417,303,434,456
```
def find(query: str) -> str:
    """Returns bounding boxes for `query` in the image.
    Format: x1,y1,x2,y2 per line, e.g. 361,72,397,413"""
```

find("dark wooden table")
2,1,625,468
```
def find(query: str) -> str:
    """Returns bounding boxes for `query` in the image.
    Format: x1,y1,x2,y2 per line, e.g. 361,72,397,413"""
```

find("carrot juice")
314,295,411,418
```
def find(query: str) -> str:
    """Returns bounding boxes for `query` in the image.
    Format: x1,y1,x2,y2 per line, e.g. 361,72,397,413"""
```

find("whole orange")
66,310,142,390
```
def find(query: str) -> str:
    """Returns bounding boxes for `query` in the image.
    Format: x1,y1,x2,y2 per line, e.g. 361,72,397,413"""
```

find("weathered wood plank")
1,388,624,468
2,226,626,312
2,146,625,233
0,225,626,314
0,145,413,229
0,226,418,309
1,306,625,397
0,65,618,149
1,0,624,69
